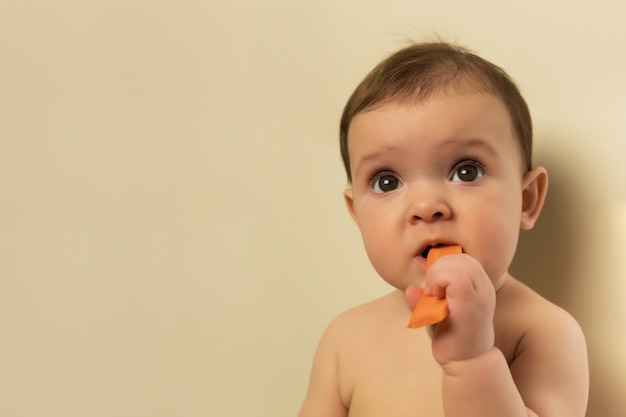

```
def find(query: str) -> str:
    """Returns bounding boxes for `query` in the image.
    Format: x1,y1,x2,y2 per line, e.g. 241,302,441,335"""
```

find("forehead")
347,93,524,171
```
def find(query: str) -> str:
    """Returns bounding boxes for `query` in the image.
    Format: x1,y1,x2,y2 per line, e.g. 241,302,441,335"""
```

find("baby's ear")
344,187,357,222
520,167,549,230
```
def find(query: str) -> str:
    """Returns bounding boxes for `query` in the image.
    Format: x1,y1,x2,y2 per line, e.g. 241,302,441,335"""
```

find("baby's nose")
406,187,452,222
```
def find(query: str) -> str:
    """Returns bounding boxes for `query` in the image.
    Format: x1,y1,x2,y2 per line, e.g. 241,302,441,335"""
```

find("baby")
298,42,588,417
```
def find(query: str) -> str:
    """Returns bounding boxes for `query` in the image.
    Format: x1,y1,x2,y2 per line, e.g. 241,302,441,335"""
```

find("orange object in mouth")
407,244,462,329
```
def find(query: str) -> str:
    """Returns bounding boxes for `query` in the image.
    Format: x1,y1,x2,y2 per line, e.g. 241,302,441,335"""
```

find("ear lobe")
344,187,357,222
520,167,549,230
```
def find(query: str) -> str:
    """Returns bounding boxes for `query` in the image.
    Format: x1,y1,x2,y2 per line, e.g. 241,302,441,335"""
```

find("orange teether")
407,244,462,328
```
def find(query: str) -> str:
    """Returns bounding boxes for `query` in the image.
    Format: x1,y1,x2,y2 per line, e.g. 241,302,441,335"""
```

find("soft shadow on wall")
510,141,625,417
510,158,579,308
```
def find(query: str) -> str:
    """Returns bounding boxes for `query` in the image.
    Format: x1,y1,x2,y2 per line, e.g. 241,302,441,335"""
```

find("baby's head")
340,42,532,183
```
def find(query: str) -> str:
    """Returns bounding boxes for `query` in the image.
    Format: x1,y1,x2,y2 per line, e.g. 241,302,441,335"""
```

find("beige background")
1,1,625,416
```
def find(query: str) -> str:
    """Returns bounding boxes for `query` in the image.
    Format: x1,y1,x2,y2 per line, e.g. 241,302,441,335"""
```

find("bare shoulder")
298,291,406,417
316,290,408,360
497,278,585,344
326,290,406,333
497,278,589,417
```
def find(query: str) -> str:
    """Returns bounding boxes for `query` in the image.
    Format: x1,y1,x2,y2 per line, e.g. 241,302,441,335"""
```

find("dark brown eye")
451,161,485,182
373,174,402,193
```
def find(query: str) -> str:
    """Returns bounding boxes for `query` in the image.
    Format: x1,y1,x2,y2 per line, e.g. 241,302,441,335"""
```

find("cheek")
359,221,389,264
354,209,405,283
469,196,522,279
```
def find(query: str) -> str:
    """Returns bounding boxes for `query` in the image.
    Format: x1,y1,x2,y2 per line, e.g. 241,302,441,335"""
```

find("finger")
404,285,424,310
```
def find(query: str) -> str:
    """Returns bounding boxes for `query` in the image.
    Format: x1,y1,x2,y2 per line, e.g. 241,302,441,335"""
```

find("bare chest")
340,328,444,417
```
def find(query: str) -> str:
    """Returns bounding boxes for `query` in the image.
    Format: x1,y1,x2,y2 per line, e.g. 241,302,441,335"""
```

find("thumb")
404,285,424,311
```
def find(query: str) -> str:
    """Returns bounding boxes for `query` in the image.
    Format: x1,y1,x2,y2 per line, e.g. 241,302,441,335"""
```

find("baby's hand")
406,253,496,366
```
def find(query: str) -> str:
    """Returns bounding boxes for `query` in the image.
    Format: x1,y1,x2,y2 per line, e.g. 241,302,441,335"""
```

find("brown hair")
339,42,533,183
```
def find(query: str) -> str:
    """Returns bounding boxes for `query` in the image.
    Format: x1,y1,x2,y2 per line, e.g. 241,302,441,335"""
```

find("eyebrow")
356,146,402,164
441,138,499,156
352,138,499,178
357,138,498,162
352,146,402,177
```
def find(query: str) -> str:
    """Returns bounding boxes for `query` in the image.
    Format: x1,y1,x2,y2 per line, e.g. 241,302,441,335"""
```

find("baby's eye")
450,161,485,182
371,172,402,193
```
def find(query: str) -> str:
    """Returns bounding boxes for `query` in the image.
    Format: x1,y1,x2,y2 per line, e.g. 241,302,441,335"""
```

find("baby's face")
343,93,528,290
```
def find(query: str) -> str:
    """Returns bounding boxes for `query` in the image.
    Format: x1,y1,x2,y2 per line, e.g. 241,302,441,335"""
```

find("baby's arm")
412,254,588,417
440,308,587,417
506,303,588,416
298,322,348,417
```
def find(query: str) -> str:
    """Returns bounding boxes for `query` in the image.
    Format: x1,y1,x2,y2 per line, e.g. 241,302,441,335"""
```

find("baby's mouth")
421,244,445,259
421,243,457,259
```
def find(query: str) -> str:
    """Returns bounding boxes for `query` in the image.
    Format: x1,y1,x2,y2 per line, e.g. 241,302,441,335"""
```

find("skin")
298,92,588,417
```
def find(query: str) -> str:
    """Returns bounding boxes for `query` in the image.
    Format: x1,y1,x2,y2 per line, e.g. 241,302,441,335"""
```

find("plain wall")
1,1,624,416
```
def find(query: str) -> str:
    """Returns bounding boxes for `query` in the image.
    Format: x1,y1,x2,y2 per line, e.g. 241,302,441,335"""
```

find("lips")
418,243,458,260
